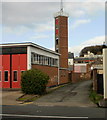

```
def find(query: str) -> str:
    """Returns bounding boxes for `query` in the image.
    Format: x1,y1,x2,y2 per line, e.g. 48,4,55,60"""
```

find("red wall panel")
12,54,27,88
2,55,10,88
0,55,2,88
1,54,27,88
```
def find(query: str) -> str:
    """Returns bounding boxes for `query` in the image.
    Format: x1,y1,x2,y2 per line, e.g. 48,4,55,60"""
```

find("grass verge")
89,90,103,105
16,83,69,103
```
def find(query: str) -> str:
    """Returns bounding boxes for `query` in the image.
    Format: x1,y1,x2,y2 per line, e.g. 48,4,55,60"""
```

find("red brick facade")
32,64,58,87
72,72,91,83
55,16,68,69
59,69,69,84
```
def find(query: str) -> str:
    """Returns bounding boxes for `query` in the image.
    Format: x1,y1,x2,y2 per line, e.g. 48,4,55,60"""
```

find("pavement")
1,80,96,107
0,91,23,105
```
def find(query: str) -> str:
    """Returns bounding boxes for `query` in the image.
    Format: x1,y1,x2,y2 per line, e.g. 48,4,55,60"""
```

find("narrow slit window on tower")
56,48,59,53
56,49,59,53
56,28,59,35
56,38,58,45
55,18,59,25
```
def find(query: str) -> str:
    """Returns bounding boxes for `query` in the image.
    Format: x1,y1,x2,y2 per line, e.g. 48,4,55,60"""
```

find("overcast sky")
1,0,106,56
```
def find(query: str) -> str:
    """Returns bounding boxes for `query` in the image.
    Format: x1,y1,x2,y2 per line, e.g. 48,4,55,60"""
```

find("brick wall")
58,16,68,69
72,72,91,83
32,64,58,87
55,16,68,69
59,69,69,84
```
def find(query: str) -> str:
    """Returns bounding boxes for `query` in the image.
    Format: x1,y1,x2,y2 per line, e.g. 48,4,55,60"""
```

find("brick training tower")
54,7,69,69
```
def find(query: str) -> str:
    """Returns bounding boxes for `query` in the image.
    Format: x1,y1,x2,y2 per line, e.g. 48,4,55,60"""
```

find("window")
4,71,8,81
0,71,1,81
56,49,59,53
56,28,59,35
56,38,58,45
31,53,34,63
31,53,58,67
55,18,59,25
21,71,25,75
45,57,48,65
13,71,18,81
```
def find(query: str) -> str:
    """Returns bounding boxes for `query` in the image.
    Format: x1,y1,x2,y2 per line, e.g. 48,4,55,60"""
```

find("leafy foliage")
21,69,49,95
89,91,103,104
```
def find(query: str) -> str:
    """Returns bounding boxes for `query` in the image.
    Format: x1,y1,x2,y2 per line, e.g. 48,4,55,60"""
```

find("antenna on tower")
54,0,69,17
60,0,63,13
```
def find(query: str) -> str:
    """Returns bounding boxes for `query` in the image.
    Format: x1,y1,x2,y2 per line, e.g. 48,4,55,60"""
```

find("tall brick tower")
54,1,69,84
54,2,68,69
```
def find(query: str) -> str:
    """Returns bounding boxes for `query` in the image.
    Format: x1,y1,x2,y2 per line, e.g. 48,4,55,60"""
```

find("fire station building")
0,10,69,89
0,42,61,88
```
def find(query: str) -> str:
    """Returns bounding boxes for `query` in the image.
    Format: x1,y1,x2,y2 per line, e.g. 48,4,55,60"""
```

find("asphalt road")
1,80,107,119
33,80,96,107
1,105,107,119
1,117,106,120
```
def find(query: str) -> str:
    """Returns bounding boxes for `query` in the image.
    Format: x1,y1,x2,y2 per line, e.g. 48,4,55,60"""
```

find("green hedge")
21,69,49,95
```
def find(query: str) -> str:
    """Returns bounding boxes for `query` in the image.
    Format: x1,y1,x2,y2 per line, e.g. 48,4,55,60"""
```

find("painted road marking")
0,114,88,119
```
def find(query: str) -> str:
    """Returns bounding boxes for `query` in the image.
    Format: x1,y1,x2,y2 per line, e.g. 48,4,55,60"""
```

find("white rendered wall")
30,46,59,59
27,45,60,84
27,46,31,70
103,48,107,99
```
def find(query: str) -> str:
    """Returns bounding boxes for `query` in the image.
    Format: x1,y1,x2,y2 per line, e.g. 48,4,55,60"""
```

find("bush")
21,69,49,95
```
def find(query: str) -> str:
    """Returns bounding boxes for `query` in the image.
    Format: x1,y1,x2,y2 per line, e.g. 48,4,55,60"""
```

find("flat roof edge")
0,42,60,56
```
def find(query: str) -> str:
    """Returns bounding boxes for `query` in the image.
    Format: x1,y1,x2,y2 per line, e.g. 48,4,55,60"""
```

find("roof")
68,52,74,59
0,42,60,56
74,57,97,61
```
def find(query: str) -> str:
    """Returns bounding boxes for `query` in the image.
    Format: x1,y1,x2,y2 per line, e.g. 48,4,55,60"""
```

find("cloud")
2,1,105,33
3,0,106,2
30,34,49,39
2,2,58,26
34,21,54,32
3,26,29,35
69,36,105,56
72,19,91,29
65,1,105,18
2,1,105,26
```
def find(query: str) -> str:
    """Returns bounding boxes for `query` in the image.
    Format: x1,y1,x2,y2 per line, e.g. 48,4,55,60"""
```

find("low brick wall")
72,72,91,83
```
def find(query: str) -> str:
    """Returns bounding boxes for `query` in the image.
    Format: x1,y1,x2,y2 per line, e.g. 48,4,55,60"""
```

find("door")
12,54,27,88
97,74,103,94
1,54,27,88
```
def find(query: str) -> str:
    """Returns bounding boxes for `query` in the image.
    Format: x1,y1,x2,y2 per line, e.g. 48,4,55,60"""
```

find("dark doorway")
68,72,72,82
97,74,103,94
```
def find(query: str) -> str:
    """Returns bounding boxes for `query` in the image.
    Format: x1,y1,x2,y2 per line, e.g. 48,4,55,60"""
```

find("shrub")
21,69,49,95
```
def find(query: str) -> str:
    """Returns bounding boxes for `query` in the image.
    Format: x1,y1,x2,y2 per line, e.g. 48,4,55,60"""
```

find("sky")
1,0,106,56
